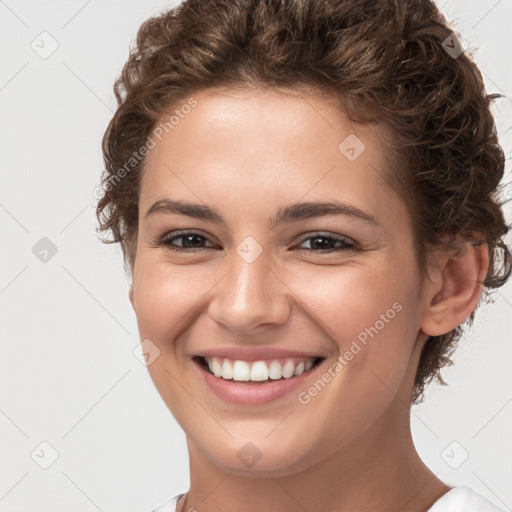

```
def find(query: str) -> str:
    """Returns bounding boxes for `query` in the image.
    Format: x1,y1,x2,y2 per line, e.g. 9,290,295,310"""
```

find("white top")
150,485,506,511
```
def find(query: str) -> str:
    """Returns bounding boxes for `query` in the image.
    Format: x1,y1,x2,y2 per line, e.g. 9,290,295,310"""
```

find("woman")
96,0,511,510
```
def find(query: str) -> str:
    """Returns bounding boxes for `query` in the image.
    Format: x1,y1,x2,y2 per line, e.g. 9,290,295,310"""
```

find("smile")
193,354,326,405
200,356,322,382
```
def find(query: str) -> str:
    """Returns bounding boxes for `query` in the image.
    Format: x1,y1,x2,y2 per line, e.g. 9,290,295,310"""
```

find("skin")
128,86,489,512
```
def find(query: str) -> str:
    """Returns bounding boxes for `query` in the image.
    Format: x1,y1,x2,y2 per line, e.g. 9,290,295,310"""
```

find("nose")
207,248,292,334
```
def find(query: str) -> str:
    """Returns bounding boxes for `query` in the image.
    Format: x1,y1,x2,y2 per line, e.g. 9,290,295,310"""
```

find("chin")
189,430,328,478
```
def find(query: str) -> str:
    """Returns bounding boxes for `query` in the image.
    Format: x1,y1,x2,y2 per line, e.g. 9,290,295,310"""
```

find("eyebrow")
145,199,379,227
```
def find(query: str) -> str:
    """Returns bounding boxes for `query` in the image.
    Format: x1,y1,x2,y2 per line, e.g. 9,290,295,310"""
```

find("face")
129,86,429,477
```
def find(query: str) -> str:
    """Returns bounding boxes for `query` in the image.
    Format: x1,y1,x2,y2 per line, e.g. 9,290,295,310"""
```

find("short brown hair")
96,0,511,404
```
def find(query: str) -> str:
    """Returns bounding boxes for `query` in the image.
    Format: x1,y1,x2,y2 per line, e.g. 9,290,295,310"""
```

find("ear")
129,285,135,309
420,241,489,337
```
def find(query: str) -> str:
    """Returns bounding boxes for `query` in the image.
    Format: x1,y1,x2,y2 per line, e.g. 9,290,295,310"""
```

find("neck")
179,397,450,512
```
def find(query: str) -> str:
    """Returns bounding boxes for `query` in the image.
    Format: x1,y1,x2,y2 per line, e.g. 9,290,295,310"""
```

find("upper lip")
195,346,326,362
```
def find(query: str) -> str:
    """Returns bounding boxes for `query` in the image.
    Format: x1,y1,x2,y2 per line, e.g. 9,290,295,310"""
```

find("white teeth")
211,358,223,377
268,360,282,380
250,361,268,381
222,359,233,379
282,360,295,379
203,356,319,382
232,360,250,381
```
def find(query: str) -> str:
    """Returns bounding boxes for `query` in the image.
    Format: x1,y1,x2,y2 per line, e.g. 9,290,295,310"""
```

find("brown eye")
297,233,356,252
161,231,216,251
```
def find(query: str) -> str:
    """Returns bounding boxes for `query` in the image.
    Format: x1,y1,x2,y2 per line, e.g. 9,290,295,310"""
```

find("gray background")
0,1,511,511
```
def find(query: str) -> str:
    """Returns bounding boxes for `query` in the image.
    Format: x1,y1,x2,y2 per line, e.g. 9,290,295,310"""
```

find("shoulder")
427,485,506,512
149,493,185,512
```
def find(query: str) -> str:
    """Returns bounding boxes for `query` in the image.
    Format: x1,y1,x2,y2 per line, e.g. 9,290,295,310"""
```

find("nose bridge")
208,239,291,332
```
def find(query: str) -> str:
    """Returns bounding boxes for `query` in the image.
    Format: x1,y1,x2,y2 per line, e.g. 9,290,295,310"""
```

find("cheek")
288,265,419,437
290,259,419,389
133,249,419,362
131,260,210,411
131,259,210,346
291,259,414,339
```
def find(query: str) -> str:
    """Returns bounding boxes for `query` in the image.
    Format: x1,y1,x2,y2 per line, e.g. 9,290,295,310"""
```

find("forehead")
139,86,406,229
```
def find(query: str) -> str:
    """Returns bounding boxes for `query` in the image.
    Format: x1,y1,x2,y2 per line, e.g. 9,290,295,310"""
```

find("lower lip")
194,358,324,405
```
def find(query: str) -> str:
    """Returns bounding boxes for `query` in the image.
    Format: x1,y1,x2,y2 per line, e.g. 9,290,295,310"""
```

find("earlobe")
420,242,489,337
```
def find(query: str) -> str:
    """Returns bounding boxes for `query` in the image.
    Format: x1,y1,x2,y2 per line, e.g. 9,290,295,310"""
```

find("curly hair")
96,0,511,404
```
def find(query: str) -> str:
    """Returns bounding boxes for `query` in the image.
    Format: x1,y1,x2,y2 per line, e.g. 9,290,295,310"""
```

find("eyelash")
155,230,357,253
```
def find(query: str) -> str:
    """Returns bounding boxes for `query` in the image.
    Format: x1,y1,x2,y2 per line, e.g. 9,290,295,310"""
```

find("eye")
159,231,217,251
154,230,357,253
296,232,356,252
